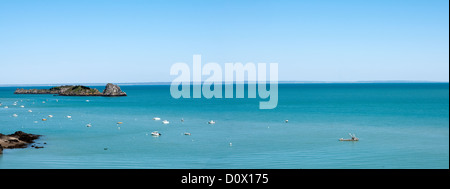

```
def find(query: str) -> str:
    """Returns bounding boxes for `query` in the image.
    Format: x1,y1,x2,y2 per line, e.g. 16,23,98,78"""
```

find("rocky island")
14,83,127,96
0,131,41,154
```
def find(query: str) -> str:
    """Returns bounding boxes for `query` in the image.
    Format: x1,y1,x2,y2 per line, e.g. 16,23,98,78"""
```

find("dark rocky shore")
0,131,41,154
14,83,127,96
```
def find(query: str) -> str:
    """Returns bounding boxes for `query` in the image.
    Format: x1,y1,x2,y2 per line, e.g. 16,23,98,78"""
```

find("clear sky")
0,0,448,84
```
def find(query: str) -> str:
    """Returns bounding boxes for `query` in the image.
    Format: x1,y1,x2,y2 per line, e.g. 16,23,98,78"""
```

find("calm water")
0,83,448,169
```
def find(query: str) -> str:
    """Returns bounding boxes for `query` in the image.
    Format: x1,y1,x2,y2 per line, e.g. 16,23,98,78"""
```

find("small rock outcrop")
102,83,127,96
0,131,41,152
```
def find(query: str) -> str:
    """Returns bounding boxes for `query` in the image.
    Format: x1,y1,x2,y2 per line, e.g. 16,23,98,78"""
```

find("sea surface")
0,83,448,169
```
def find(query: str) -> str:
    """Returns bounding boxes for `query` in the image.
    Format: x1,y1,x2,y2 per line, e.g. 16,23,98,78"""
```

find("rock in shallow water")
0,131,41,151
102,83,127,96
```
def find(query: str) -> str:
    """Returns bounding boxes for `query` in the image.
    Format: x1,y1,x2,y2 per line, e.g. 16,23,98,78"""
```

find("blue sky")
0,0,448,84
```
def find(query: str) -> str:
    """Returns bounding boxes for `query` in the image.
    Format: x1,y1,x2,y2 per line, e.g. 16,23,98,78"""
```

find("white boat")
162,120,170,124
28,110,33,112
153,117,161,121
151,131,161,136
12,114,18,117
339,133,359,141
86,123,92,127
20,105,25,108
208,120,216,124
4,106,8,109
184,132,191,135
285,120,289,123
86,100,90,102
66,115,72,118
48,115,53,118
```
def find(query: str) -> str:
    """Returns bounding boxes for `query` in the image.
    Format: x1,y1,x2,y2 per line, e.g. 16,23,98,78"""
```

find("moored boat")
339,133,359,141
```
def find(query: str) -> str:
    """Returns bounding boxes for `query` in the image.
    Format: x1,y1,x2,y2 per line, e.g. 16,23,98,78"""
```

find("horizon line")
0,80,448,87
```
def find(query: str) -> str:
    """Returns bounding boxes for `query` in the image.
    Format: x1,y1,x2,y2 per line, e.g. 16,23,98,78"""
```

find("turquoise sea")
0,83,448,169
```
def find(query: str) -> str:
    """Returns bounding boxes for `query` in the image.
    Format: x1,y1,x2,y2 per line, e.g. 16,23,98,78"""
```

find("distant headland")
14,83,127,96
